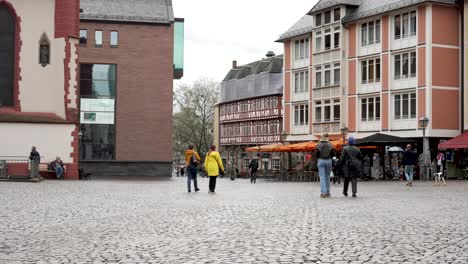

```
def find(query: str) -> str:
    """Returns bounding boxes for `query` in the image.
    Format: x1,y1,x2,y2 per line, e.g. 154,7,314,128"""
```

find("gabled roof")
308,0,361,15
276,15,313,43
80,0,175,24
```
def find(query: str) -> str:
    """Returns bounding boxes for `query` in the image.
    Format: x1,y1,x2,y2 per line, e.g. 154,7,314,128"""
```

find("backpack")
190,152,199,167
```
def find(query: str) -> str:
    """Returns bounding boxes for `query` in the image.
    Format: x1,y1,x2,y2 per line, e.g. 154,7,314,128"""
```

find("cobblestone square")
1,178,467,263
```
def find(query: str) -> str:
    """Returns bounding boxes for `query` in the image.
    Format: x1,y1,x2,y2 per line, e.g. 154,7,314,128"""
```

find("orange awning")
276,141,317,152
245,143,284,153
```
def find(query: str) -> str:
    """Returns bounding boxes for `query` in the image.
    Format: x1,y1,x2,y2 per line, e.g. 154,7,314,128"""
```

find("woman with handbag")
339,137,363,198
315,134,335,198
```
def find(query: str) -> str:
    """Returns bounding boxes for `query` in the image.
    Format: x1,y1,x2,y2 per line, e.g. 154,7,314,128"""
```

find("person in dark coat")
29,146,41,179
248,158,259,184
339,137,362,198
402,144,418,187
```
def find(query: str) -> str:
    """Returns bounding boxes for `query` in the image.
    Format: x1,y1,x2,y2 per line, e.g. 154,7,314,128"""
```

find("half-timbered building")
218,53,283,175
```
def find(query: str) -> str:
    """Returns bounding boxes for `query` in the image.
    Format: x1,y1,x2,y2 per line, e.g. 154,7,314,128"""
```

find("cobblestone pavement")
0,177,468,264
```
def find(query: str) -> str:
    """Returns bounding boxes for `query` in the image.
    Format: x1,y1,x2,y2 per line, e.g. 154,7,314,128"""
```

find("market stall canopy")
438,132,468,149
277,141,317,152
355,133,415,146
245,143,284,153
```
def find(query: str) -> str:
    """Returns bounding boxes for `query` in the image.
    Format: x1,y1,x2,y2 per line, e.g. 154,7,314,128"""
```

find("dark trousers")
187,167,198,191
209,176,217,192
343,177,357,195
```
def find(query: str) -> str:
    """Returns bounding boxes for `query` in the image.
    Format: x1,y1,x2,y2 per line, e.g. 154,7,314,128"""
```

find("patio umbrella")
388,146,404,152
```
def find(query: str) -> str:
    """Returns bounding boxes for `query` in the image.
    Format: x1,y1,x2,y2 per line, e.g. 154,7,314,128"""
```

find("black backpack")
190,152,199,167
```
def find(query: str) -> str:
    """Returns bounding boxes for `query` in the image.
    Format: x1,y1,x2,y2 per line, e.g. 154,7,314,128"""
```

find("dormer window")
315,14,322,26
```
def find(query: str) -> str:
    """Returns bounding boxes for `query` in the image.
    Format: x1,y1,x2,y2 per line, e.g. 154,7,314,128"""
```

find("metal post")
423,128,430,181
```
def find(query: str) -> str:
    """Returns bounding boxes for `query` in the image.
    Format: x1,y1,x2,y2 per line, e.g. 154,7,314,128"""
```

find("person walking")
29,146,41,180
248,157,259,184
315,133,335,198
402,144,418,187
185,145,201,192
339,137,362,198
204,145,224,194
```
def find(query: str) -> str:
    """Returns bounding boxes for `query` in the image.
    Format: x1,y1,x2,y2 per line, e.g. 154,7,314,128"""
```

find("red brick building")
78,0,183,177
218,54,283,174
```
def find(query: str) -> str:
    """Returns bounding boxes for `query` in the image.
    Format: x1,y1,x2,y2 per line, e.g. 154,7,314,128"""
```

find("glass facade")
173,19,184,79
79,64,117,160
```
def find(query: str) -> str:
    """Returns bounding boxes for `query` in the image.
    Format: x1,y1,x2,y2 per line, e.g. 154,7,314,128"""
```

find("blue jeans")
55,167,64,179
187,167,198,192
318,158,332,195
404,165,414,182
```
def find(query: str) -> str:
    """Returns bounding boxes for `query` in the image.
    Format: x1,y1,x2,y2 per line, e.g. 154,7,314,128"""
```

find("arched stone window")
39,33,50,67
0,4,16,107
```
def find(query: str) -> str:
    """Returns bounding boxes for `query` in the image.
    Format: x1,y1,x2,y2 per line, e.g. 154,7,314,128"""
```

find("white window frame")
272,159,280,171
361,19,381,46
314,99,340,123
294,104,309,126
294,71,309,93
394,11,417,40
333,26,340,49
393,92,416,120
361,58,381,84
315,64,340,88
394,51,416,80
315,31,322,53
324,29,331,51
294,38,310,60
361,96,381,122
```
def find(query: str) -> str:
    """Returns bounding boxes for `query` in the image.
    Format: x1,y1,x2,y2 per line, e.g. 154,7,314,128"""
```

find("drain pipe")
462,1,465,132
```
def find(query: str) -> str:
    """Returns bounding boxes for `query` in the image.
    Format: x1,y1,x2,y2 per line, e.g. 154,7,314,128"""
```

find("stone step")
0,176,43,183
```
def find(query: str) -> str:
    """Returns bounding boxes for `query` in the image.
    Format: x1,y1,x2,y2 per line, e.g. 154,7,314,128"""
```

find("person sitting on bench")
50,156,65,180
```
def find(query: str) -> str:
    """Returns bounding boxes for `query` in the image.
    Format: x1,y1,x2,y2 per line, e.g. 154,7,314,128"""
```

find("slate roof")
306,0,457,23
219,55,283,104
223,55,283,82
276,15,314,42
308,0,360,14
342,0,457,23
80,0,175,24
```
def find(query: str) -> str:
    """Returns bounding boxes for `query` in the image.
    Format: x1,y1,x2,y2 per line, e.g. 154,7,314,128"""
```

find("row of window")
293,63,341,93
315,27,340,53
291,92,417,127
241,159,280,171
294,99,341,126
315,8,341,27
80,29,118,48
220,120,280,138
220,97,279,115
315,63,340,88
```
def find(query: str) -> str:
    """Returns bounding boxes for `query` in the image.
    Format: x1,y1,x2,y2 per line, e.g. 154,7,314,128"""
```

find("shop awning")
355,133,415,146
245,143,284,153
438,132,468,149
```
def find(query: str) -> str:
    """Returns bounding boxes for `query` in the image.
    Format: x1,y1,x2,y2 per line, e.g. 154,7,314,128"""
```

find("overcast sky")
173,0,319,86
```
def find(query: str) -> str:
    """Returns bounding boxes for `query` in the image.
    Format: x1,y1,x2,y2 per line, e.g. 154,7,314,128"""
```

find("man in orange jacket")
185,145,201,192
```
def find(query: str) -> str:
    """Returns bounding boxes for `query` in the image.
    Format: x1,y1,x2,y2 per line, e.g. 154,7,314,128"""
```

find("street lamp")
340,126,348,146
419,117,430,180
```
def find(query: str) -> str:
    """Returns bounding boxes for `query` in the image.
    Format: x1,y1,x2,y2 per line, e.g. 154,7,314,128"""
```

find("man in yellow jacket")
185,145,201,192
204,145,224,194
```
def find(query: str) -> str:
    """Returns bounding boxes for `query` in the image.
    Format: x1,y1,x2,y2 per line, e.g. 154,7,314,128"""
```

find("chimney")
266,51,275,58
232,60,237,69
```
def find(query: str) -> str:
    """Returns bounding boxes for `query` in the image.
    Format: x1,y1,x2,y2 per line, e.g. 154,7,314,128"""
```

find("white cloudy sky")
173,0,319,86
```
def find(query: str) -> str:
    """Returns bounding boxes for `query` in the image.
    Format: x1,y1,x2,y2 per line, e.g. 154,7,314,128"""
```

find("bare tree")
173,78,218,159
